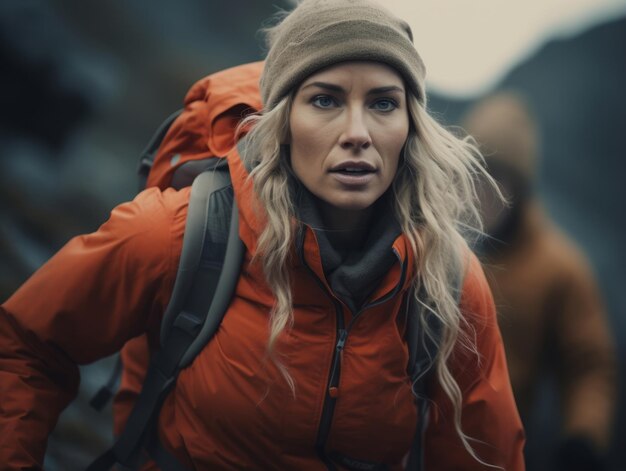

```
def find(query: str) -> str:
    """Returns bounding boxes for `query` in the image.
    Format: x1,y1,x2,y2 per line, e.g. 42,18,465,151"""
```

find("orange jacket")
0,63,524,470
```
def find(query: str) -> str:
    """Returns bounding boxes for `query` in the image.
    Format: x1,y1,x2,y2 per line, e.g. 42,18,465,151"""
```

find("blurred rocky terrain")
0,1,624,469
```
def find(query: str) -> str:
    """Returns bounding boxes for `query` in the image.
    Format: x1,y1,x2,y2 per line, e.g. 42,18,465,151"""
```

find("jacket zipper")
316,259,407,467
297,242,345,469
316,307,346,469
299,236,408,469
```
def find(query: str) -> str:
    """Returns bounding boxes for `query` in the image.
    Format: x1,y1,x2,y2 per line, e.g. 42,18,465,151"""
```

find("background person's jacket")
0,73,525,470
484,202,616,458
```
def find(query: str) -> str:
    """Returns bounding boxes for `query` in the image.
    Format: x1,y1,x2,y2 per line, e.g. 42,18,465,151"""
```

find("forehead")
299,61,405,89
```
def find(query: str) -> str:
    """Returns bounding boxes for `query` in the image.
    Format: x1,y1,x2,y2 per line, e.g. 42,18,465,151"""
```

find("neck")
315,200,374,251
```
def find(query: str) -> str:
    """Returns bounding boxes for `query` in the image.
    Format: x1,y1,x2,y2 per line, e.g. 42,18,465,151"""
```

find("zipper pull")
329,329,348,399
336,329,348,352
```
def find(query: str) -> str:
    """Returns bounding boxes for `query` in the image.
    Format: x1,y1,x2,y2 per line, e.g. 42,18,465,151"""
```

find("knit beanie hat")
260,0,426,110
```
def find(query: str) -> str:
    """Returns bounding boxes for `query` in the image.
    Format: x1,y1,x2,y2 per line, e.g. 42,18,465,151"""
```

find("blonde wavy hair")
237,89,498,466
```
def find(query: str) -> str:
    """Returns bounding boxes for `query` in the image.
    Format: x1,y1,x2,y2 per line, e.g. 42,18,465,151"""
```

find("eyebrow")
300,81,405,95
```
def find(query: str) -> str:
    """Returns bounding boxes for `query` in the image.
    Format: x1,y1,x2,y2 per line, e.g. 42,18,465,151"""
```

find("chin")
326,195,378,212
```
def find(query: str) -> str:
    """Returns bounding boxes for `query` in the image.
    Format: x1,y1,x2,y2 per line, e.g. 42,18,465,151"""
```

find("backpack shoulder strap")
405,252,466,471
160,160,245,367
90,111,225,412
86,162,244,471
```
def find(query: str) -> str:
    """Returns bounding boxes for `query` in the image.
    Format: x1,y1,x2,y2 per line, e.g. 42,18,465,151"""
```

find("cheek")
382,124,409,174
289,112,334,174
290,107,312,149
289,116,320,185
289,117,308,172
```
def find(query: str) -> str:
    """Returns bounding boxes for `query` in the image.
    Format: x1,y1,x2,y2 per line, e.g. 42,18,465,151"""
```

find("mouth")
329,162,377,185
329,162,377,176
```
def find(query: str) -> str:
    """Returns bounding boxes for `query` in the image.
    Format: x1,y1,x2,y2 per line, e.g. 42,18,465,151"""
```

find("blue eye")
371,98,398,112
311,95,338,108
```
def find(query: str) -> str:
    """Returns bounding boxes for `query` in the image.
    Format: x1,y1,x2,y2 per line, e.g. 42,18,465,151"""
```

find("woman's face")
289,61,409,216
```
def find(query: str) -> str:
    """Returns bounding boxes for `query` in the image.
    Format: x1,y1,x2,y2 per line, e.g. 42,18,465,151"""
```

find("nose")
339,108,371,151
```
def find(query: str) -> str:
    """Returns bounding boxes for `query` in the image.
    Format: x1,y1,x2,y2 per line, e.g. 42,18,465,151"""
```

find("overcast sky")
384,0,626,97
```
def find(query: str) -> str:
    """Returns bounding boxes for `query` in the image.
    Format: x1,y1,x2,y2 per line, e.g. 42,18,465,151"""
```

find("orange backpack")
139,60,263,191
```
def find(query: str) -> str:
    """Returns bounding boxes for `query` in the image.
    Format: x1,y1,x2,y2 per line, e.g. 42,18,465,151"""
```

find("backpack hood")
146,61,264,190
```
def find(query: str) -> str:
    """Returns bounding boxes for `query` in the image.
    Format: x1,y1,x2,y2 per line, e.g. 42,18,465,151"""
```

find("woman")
0,0,525,469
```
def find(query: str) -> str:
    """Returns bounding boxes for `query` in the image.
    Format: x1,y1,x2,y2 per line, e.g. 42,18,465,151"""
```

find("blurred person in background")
463,92,616,471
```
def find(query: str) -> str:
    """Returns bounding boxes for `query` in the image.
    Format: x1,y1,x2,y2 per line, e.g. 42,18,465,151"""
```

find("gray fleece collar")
294,182,402,313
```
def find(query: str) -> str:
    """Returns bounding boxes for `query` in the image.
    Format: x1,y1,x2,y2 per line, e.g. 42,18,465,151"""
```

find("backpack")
86,61,451,471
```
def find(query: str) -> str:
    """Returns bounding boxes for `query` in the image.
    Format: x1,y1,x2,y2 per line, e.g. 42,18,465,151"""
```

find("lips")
329,161,377,175
329,161,377,185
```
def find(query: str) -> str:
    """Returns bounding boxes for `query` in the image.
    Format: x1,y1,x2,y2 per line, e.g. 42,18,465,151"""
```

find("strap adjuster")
172,311,203,336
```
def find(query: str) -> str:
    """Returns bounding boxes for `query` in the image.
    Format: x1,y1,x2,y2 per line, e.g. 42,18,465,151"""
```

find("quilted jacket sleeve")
0,186,187,468
424,253,526,470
